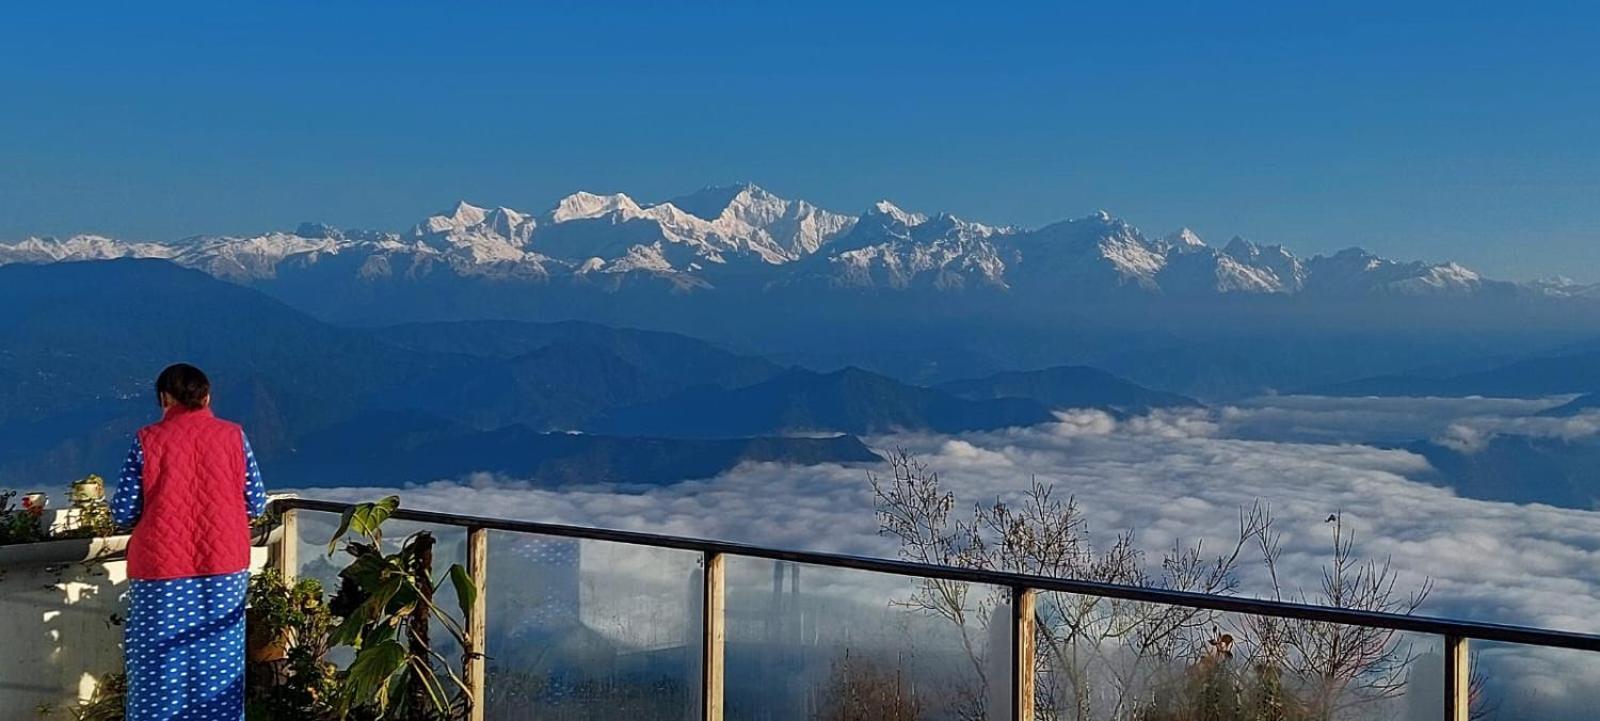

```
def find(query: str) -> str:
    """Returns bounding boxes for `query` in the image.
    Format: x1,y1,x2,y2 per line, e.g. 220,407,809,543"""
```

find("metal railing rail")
270,497,1600,721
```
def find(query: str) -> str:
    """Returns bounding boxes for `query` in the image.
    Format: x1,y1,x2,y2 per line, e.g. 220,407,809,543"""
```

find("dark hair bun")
155,363,211,409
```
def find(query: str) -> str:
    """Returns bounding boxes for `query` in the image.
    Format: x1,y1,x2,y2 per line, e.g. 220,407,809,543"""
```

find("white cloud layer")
294,396,1600,718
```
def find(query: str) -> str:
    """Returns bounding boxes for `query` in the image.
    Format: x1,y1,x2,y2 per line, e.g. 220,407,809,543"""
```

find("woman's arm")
243,432,267,518
110,438,144,528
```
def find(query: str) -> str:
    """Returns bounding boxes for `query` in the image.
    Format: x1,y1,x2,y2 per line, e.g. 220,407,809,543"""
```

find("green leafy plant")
2,478,118,546
326,495,480,721
55,475,119,540
0,489,49,546
1137,633,1316,721
246,568,340,721
46,672,127,721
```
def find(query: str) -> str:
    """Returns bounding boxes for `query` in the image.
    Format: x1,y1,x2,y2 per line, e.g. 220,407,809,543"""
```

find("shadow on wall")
0,542,129,719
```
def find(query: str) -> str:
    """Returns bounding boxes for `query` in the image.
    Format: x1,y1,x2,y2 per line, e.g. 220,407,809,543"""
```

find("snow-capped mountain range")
0,182,1563,298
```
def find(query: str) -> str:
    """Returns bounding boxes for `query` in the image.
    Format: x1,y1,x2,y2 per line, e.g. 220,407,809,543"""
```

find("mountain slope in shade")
378,319,777,374
1540,393,1600,417
0,259,442,482
374,319,784,430
937,365,1201,414
1310,346,1600,398
1402,435,1600,510
0,260,867,488
281,410,881,488
593,366,1056,438
389,339,780,432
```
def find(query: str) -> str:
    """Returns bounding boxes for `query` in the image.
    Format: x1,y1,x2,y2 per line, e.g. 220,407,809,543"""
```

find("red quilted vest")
128,405,250,580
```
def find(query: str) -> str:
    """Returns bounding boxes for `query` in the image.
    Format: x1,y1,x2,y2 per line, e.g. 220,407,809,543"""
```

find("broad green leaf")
366,623,397,648
339,550,386,588
329,607,370,648
360,576,404,621
328,506,357,555
448,563,477,624
342,640,406,710
350,495,400,540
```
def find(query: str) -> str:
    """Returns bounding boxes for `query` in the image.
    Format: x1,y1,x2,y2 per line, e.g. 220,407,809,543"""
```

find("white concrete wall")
0,528,269,719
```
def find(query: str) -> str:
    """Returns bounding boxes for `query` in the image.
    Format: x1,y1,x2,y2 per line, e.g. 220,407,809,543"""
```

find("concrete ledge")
0,525,280,570
0,535,130,569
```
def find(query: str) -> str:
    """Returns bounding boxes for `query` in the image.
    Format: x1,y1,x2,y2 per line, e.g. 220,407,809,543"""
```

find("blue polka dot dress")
112,433,268,721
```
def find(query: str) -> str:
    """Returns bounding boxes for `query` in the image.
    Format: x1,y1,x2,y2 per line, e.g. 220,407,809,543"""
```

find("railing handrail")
271,496,1600,653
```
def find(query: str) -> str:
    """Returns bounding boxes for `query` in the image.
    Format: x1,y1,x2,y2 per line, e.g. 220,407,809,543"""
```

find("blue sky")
2,2,1597,280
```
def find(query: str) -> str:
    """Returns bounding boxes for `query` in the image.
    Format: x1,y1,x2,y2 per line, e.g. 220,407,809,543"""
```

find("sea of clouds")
298,395,1600,718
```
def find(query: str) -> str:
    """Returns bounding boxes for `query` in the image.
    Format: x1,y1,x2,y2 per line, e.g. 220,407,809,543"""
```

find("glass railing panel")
1029,592,1442,721
483,531,702,721
722,557,1012,721
1470,641,1600,720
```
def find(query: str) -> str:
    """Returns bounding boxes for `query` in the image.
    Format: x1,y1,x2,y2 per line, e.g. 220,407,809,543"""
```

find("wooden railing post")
1446,635,1469,721
466,527,489,721
702,552,727,721
274,507,298,580
1012,587,1037,721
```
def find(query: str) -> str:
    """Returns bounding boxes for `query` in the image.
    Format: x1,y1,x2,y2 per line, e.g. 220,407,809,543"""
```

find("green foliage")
2,478,116,546
0,489,49,546
47,672,127,721
328,495,400,554
1136,639,1316,721
246,569,340,721
55,475,119,540
326,495,478,721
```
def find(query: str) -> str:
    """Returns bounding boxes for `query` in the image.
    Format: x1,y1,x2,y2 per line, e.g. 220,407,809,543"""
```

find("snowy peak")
668,182,774,223
659,183,855,258
1016,211,1166,289
806,209,1008,291
446,200,488,227
1222,235,1256,258
867,200,929,228
1302,248,1483,296
0,235,172,264
395,200,545,270
419,201,535,239
550,192,645,223
1528,276,1600,299
1209,237,1305,292
720,184,789,227
1163,227,1208,252
0,182,1523,300
1158,245,1288,294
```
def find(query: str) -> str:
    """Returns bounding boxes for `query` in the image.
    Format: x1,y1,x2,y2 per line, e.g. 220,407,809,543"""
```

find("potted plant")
247,569,299,663
245,569,340,720
0,484,132,569
0,489,49,546
55,476,118,540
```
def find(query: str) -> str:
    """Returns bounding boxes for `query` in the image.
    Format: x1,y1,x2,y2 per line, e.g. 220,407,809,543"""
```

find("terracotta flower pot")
246,609,289,663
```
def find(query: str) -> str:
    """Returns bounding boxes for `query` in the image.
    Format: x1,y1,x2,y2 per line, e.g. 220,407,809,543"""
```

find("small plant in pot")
245,569,340,720
246,568,330,662
0,489,49,546
56,475,119,540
